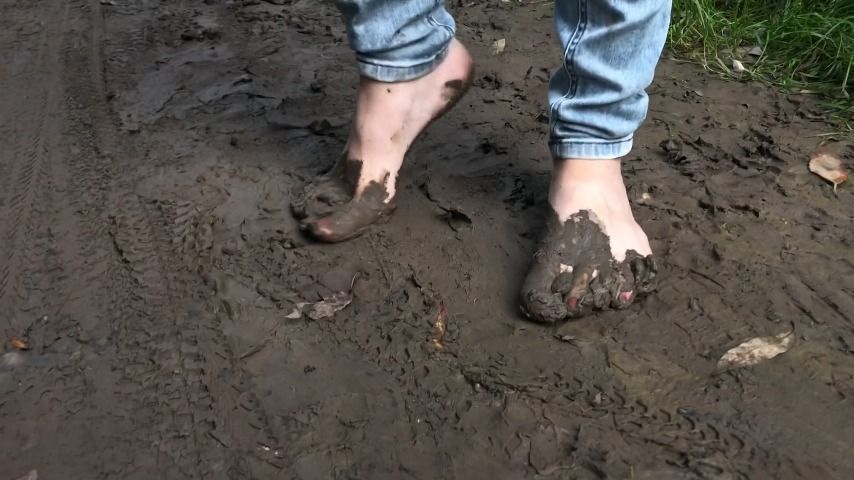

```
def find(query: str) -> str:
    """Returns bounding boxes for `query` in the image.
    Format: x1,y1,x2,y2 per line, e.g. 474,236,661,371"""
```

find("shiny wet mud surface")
1,1,853,479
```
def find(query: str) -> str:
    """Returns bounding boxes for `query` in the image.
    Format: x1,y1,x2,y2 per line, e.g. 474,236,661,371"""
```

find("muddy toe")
520,210,659,323
561,252,657,318
301,198,395,243
291,163,396,243
290,175,349,220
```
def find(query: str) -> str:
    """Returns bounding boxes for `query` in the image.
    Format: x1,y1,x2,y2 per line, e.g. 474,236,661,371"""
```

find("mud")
521,211,657,323
291,157,396,242
1,1,853,479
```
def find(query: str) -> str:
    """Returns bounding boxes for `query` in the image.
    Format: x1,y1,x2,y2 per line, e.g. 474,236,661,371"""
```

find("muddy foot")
520,210,658,322
291,157,396,242
292,39,474,242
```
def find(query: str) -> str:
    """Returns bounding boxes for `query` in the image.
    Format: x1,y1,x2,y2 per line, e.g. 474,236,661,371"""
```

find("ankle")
553,158,623,184
549,158,634,223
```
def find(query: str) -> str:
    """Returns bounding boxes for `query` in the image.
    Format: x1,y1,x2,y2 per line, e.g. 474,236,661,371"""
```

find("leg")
521,0,671,322
292,0,474,242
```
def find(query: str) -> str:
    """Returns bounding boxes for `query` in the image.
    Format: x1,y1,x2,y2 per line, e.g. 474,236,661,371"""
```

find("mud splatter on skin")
521,210,657,322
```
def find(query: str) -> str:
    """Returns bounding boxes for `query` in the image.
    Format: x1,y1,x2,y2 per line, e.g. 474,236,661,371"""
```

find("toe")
301,199,394,243
588,275,612,310
522,290,568,324
629,253,658,294
563,266,595,318
306,217,339,242
611,261,636,310
304,214,362,243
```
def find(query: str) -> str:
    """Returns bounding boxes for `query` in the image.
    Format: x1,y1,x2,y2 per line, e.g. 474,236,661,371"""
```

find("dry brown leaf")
717,331,794,371
432,303,447,351
809,150,848,193
10,337,29,351
285,292,353,320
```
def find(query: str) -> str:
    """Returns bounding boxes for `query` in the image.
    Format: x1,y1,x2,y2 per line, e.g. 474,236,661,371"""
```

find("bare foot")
521,159,658,322
292,39,474,242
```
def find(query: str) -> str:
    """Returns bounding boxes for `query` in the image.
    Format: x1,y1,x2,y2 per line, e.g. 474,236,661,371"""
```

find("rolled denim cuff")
549,135,634,160
356,43,450,83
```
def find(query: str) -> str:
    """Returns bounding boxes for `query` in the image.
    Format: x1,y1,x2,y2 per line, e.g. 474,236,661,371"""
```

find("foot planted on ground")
292,39,474,242
520,159,659,322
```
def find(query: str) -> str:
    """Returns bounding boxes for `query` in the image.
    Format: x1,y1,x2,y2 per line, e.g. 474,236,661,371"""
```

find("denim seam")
356,42,450,82
549,135,633,159
549,135,633,147
426,14,455,35
549,0,588,131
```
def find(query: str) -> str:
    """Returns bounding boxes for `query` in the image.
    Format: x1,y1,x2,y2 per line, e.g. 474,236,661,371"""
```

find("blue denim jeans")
334,0,671,159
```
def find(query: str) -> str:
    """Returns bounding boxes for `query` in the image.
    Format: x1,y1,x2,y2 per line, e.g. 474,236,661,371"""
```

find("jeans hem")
357,44,450,82
549,136,633,159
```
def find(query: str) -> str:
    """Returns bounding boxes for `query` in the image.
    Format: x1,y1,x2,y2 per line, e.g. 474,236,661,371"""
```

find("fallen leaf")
717,331,794,371
10,337,29,350
432,303,447,351
15,470,37,480
732,59,746,73
553,334,576,344
491,38,506,55
809,150,848,193
747,45,763,56
285,292,353,320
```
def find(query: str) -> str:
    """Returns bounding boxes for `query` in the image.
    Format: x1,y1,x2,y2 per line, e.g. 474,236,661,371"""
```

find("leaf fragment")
717,331,794,371
809,150,848,192
10,337,29,351
285,292,353,320
432,303,447,351
15,470,38,480
747,45,763,56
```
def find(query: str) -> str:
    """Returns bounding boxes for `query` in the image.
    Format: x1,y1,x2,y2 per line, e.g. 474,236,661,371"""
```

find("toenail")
619,291,633,303
566,297,579,309
312,219,334,236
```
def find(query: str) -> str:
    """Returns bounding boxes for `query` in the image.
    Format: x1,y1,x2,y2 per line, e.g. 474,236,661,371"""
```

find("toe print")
521,211,658,323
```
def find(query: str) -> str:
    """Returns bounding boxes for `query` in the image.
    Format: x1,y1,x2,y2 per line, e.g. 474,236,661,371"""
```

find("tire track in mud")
69,1,238,477
1,1,277,477
92,1,286,477
0,0,68,333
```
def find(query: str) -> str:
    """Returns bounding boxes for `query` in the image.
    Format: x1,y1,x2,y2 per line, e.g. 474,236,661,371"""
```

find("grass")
668,0,854,131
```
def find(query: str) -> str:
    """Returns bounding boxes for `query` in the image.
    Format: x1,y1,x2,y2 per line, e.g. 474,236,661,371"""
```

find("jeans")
334,0,671,160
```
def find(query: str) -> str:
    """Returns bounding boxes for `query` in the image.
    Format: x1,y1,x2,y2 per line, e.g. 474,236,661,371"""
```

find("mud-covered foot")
521,159,658,322
292,39,474,242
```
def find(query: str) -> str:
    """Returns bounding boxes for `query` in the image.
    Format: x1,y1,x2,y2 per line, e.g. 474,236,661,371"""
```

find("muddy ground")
1,1,853,479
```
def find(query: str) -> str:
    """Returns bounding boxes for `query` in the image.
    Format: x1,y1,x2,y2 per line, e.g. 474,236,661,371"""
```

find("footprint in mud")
520,210,658,322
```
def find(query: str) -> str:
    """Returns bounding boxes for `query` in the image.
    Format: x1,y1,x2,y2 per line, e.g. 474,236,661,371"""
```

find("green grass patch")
669,0,853,130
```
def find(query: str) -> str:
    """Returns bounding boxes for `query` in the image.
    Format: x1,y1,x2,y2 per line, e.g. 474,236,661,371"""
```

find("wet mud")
1,1,853,479
521,211,658,323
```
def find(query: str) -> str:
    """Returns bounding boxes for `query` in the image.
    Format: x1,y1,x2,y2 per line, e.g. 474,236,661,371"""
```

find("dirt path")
1,1,852,479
